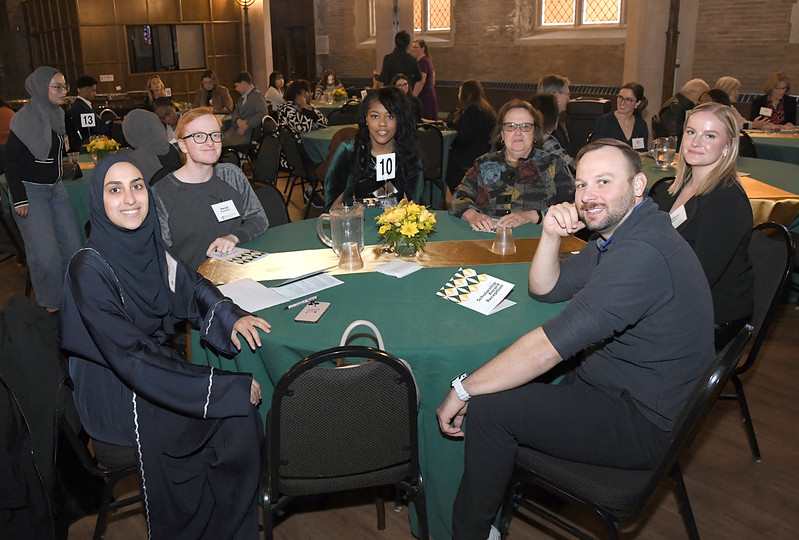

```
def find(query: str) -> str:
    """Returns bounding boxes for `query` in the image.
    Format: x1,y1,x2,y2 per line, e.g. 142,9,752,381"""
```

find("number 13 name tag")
212,200,241,222
376,153,396,181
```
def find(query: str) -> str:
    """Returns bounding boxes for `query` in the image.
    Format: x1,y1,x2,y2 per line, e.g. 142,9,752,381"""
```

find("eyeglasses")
774,86,789,91
395,82,409,88
617,95,637,104
181,131,223,144
555,90,571,97
49,84,70,92
501,122,534,133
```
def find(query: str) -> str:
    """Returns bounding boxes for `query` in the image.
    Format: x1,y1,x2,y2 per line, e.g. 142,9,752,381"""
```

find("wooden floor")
3,175,798,539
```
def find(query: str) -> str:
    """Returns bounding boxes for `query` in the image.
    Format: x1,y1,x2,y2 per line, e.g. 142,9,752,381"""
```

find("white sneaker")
487,524,501,540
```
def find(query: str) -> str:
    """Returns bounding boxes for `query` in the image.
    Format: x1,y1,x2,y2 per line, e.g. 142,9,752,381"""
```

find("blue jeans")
12,181,82,308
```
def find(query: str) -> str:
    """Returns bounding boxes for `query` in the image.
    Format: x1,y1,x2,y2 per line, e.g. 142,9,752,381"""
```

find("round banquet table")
190,210,573,540
745,130,799,165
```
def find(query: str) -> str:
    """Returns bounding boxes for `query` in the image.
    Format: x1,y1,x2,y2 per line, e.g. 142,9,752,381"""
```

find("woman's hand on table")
232,315,272,351
250,379,262,405
14,204,29,218
462,208,496,232
207,235,240,256
437,389,469,438
496,209,541,228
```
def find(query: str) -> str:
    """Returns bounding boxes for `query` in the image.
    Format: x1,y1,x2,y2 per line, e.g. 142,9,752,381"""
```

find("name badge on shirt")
669,205,687,229
376,153,396,181
759,106,773,118
631,137,645,150
212,200,241,222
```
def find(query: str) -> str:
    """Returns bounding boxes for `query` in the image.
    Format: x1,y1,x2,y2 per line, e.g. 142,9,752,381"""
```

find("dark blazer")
592,112,649,149
67,98,108,150
749,94,797,125
445,105,497,190
652,93,694,145
377,48,422,86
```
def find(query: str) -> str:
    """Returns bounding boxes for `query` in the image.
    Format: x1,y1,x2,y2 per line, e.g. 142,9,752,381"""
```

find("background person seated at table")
749,71,796,129
61,156,269,540
152,108,268,270
652,78,709,146
119,109,182,185
265,71,285,110
191,69,233,114
143,74,167,109
324,87,422,209
277,78,328,184
67,74,109,150
445,80,497,193
592,82,649,150
391,73,423,123
528,93,574,174
153,97,181,145
449,99,575,231
223,70,269,147
714,76,748,127
437,139,716,540
650,103,753,350
314,69,345,100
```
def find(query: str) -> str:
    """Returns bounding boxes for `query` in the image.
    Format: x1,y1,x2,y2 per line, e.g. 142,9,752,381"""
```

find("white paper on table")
436,267,515,316
270,272,344,300
737,171,751,178
374,259,421,278
218,278,290,311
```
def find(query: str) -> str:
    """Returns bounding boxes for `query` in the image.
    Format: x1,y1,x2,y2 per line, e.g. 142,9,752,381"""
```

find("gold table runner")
739,176,799,226
199,236,587,285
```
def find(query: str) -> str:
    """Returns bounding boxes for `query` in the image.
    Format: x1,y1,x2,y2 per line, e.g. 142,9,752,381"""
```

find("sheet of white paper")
271,272,344,300
490,299,516,314
374,259,421,278
218,278,290,311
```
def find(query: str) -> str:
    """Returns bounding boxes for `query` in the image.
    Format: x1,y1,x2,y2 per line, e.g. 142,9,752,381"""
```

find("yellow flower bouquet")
86,136,121,161
332,87,348,102
376,200,437,256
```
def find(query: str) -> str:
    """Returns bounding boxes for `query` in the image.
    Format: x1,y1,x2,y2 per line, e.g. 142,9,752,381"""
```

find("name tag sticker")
80,113,95,128
759,107,773,117
376,153,396,181
631,137,645,150
670,205,687,229
212,200,241,222
360,89,368,100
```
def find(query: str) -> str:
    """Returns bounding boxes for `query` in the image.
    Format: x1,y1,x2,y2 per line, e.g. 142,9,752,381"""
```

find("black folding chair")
254,183,290,227
252,131,282,186
278,126,323,218
499,325,754,540
416,123,446,209
262,345,428,540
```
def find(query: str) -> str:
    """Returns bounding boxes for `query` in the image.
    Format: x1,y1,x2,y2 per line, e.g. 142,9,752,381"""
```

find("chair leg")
730,373,761,461
92,478,120,540
374,486,386,531
412,473,430,540
670,463,700,540
498,479,523,537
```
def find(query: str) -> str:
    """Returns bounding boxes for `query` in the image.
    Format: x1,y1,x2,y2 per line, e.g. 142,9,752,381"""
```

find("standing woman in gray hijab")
3,66,82,312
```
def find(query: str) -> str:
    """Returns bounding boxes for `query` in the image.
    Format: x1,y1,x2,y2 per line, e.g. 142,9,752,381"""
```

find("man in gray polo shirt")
437,138,715,540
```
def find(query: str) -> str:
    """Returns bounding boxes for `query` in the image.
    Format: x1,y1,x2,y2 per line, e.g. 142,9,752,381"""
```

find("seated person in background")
438,139,716,540
119,109,182,185
445,80,497,193
67,75,109,150
192,69,233,114
449,99,575,231
592,82,649,150
700,89,732,106
652,78,709,146
391,73,423,123
143,74,167,109
750,71,796,129
265,71,285,110
61,155,269,539
528,93,574,174
152,108,268,270
537,74,574,157
314,69,345,100
714,76,748,127
324,87,422,209
650,103,753,351
223,71,269,147
277,79,328,141
153,97,180,145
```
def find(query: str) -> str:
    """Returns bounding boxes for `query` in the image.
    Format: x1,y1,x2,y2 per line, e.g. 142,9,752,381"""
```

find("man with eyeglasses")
152,108,267,270
438,139,715,540
652,78,709,146
538,74,575,157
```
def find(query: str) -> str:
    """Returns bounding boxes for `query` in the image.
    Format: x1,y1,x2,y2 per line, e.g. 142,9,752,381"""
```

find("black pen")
283,295,318,310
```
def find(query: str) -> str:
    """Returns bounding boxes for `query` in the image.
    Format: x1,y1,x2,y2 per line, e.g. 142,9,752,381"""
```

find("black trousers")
452,373,669,540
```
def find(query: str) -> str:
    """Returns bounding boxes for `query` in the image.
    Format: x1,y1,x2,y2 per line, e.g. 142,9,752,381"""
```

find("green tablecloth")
189,210,562,540
311,100,345,117
746,132,799,165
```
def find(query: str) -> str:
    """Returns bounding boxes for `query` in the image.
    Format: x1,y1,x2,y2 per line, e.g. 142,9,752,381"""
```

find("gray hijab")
9,66,66,161
121,109,172,182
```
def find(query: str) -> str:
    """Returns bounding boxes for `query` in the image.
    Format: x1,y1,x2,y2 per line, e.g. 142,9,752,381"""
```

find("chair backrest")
624,325,753,518
327,107,357,126
278,126,317,180
416,124,444,181
266,345,419,496
253,135,282,185
647,175,675,200
737,222,794,374
254,183,290,227
340,98,362,114
100,108,118,123
109,119,127,148
650,114,667,140
739,131,758,158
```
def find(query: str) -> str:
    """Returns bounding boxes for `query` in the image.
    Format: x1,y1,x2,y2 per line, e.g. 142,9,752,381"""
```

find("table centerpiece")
86,136,120,162
376,199,436,256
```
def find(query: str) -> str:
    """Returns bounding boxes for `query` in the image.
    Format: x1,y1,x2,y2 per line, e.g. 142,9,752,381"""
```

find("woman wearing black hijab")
3,66,82,311
60,155,270,538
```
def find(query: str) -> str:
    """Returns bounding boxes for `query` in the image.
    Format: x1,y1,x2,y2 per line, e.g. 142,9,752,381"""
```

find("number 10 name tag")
212,200,241,222
376,153,396,182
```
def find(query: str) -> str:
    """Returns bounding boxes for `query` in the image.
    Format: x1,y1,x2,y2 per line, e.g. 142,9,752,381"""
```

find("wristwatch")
451,373,471,402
